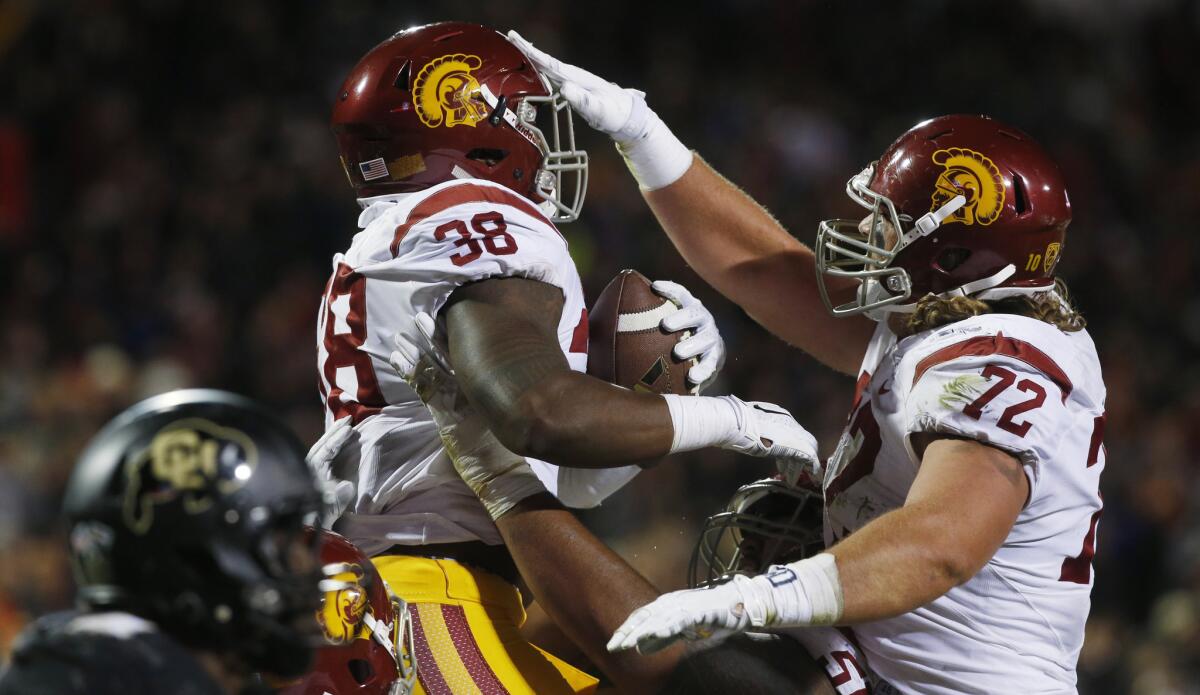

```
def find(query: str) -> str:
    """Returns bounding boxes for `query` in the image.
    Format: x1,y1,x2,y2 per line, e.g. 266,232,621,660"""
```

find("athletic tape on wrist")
480,471,548,520
752,553,844,627
615,103,693,191
662,394,741,454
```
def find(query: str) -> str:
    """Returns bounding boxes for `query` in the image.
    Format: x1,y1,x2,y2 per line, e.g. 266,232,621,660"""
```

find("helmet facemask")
688,479,823,589
478,82,587,223
816,165,967,320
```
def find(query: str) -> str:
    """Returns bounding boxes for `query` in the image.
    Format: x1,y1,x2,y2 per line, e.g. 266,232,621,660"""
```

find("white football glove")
389,313,547,520
507,30,692,190
663,394,820,472
305,417,357,528
652,280,725,394
608,555,844,654
607,574,766,654
726,397,820,464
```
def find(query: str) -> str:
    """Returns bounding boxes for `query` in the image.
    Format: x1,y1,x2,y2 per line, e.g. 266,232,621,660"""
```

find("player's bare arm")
609,435,1028,653
493,493,685,694
444,276,673,467
827,435,1027,621
506,32,875,376
642,160,875,375
441,275,819,469
391,348,838,694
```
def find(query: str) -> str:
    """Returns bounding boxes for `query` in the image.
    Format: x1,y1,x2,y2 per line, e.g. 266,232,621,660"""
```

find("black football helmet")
63,389,325,677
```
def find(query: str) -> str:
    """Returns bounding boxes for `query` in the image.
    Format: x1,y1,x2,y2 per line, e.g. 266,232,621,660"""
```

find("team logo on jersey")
930,147,1006,226
317,563,369,645
122,419,258,534
414,54,489,129
1043,242,1062,272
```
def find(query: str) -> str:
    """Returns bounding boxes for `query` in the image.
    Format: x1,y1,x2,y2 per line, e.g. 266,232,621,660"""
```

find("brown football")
588,269,696,395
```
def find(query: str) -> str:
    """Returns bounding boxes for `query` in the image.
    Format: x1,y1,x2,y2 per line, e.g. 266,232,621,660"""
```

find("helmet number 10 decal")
434,211,519,266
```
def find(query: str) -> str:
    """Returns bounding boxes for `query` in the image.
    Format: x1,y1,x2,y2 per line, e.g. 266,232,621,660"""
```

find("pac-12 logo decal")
414,53,489,129
930,147,1006,226
1043,241,1062,272
122,419,258,534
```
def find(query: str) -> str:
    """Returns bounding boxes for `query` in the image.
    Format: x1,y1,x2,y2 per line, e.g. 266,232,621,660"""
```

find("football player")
389,330,846,695
512,35,1105,694
0,390,326,695
276,529,417,695
316,21,818,695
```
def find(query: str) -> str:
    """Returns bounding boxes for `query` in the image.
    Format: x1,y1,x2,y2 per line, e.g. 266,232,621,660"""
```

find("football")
588,269,696,395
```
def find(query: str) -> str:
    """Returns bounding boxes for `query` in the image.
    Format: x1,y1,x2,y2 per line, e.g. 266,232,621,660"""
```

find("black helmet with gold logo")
63,389,325,678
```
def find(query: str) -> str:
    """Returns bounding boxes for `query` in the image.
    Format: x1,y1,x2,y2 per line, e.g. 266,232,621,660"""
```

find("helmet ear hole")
935,247,971,273
348,658,375,684
466,148,509,168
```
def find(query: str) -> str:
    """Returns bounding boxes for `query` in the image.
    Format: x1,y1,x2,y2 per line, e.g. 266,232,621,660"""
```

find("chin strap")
942,263,1018,299
865,264,1021,321
899,194,967,246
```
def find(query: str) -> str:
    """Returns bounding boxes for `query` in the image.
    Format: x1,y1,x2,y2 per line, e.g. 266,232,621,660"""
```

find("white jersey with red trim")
315,178,640,555
822,314,1105,694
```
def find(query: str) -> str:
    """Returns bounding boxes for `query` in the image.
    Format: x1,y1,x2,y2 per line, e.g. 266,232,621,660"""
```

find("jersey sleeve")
525,457,641,509
904,354,1070,503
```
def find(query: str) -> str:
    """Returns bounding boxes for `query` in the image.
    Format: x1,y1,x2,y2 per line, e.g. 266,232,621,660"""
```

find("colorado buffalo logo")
930,147,1006,226
122,419,258,535
413,54,489,129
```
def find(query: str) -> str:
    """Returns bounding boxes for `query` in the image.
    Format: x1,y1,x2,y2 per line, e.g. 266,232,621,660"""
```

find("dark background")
1,1,1197,691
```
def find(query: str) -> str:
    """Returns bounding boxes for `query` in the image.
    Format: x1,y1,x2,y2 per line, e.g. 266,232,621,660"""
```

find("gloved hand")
663,393,820,474
305,417,357,528
608,555,844,654
606,573,769,654
652,280,725,394
507,30,693,190
390,313,547,520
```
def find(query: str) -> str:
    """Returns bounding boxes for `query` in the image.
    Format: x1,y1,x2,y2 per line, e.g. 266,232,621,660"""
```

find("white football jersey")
315,178,639,555
822,314,1105,694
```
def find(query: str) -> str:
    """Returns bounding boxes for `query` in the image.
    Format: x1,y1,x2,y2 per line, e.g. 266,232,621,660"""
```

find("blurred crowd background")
1,0,1198,692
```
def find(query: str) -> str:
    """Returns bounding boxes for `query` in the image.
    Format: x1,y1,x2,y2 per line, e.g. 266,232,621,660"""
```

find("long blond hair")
905,278,1086,334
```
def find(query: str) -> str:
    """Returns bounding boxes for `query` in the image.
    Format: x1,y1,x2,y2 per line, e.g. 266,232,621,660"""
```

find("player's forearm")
826,502,979,623
643,156,806,296
496,494,683,694
498,370,674,466
643,158,872,374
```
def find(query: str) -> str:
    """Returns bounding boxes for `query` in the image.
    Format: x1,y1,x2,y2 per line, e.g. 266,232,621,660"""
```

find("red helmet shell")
332,22,548,200
871,114,1071,296
279,530,411,695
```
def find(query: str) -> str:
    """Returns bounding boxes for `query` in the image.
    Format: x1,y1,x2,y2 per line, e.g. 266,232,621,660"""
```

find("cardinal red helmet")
278,530,415,695
816,114,1071,318
331,22,587,222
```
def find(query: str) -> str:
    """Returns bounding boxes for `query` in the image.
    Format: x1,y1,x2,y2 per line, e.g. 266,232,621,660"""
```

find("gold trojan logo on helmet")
413,54,490,129
317,563,370,645
930,147,1006,226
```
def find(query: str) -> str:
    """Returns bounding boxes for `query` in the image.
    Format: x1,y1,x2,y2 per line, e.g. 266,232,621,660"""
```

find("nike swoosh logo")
878,380,892,395
752,404,788,416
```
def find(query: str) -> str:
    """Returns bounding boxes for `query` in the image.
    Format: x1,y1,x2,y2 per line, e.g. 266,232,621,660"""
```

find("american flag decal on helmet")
359,157,390,181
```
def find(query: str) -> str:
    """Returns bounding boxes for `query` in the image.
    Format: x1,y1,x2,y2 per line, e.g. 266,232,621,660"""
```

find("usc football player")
315,22,819,694
511,34,1104,695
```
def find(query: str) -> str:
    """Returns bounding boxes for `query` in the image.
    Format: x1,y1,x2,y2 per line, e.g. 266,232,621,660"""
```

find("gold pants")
372,555,598,695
